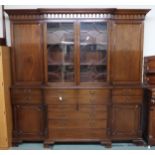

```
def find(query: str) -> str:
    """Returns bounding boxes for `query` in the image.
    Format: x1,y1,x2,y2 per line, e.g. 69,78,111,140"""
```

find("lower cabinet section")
112,104,141,139
11,87,144,147
13,104,45,141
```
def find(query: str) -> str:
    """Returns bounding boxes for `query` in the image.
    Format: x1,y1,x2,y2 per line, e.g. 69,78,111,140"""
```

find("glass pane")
47,23,74,83
80,22,107,82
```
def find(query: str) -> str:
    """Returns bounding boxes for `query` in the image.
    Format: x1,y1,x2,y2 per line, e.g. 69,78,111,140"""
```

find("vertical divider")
43,23,48,84
74,21,80,85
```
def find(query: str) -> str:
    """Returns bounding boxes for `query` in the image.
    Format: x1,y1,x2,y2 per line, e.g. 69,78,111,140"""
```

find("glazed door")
110,21,143,84
13,104,44,140
112,104,141,139
12,23,44,85
46,21,108,86
46,22,75,86
79,22,108,85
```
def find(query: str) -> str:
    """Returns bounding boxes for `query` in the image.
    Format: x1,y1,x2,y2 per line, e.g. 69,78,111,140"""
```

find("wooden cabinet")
143,56,155,146
5,8,150,148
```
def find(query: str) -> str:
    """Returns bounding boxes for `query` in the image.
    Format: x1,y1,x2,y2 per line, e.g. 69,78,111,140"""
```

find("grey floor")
11,142,155,150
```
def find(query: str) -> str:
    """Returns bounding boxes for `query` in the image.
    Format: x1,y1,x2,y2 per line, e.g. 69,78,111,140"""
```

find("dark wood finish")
5,8,150,147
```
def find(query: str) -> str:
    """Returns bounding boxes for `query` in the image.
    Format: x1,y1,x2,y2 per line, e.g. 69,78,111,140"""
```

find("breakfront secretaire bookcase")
5,8,150,148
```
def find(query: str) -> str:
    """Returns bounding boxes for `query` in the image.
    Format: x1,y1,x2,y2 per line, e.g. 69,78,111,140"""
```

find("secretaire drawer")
112,89,142,96
45,89,110,104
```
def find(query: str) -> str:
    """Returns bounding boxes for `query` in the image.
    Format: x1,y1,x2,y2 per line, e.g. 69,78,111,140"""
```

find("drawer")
145,75,155,85
112,89,142,96
48,104,76,110
79,104,108,111
12,88,41,95
12,88,42,104
144,59,155,71
45,89,77,97
48,110,107,120
78,89,110,96
78,95,109,104
112,95,142,104
48,128,107,139
48,119,107,129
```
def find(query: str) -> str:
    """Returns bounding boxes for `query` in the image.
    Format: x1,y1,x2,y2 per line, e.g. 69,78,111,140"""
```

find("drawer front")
48,128,107,139
112,89,142,96
48,104,107,112
112,95,142,104
145,60,155,71
145,76,155,85
45,89,110,105
48,119,107,129
48,109,107,120
12,88,42,104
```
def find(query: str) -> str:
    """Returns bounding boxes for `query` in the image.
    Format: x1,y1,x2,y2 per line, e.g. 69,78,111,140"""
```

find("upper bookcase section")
5,8,150,21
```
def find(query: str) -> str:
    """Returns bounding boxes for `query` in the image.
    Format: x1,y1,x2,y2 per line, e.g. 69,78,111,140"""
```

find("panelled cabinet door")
13,104,44,140
12,23,44,85
148,106,155,145
112,104,140,139
110,21,143,84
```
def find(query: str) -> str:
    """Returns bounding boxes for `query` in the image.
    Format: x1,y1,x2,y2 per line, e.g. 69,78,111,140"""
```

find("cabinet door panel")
13,104,44,140
110,22,143,84
112,104,140,139
12,23,43,85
